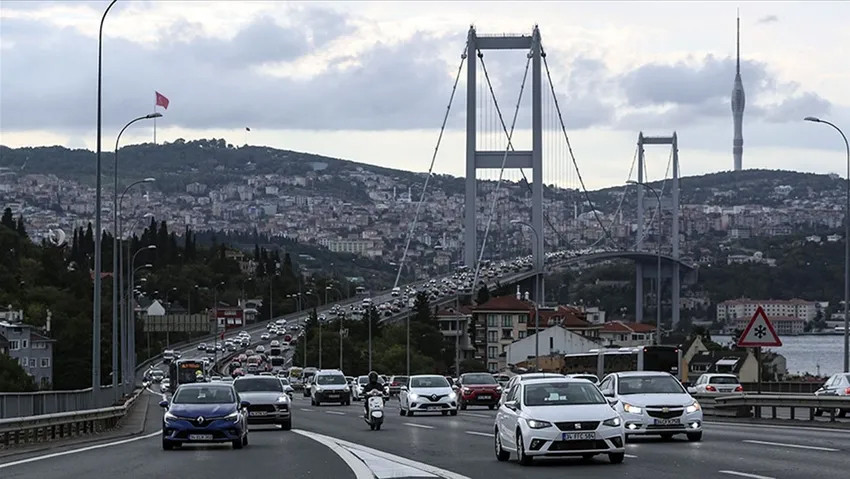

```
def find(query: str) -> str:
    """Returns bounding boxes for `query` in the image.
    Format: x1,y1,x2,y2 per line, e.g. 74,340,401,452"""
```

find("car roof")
520,377,587,386
612,371,673,378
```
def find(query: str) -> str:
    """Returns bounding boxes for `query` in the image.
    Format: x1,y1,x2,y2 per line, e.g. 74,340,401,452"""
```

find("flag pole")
153,103,157,145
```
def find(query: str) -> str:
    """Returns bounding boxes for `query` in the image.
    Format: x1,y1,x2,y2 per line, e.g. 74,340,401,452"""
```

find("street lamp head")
142,177,156,183
142,263,153,268
145,112,163,119
146,245,157,250
803,116,821,123
626,180,638,185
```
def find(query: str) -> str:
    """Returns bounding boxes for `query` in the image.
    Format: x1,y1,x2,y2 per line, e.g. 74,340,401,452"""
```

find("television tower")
731,12,745,171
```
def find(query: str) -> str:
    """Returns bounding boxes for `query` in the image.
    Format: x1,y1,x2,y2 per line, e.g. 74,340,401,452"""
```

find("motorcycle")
365,390,384,431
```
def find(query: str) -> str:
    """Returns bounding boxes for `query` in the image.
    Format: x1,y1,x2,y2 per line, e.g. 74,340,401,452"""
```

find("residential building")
597,321,656,347
435,307,475,363
504,325,600,367
472,295,535,372
538,306,602,339
687,349,786,382
734,315,805,336
717,298,819,322
0,333,9,355
0,314,55,389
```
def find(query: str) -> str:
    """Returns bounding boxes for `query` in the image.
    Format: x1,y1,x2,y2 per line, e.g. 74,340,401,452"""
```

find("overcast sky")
1,1,848,188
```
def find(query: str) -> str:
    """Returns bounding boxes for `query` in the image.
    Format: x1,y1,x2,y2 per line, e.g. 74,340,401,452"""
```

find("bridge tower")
464,26,545,275
635,133,681,329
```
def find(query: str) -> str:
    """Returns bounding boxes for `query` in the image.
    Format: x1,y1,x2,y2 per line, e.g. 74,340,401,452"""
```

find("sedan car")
233,376,292,430
688,374,743,395
399,375,458,416
160,383,249,450
814,372,850,417
495,378,625,465
599,371,702,441
566,374,600,386
261,333,270,341
458,372,502,410
388,375,408,396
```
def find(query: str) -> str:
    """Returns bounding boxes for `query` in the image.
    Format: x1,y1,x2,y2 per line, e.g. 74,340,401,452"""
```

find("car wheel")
488,404,495,410
407,409,415,417
370,423,376,430
162,439,174,451
233,438,243,449
494,429,510,462
450,409,458,416
460,401,467,410
687,431,703,442
400,408,407,416
516,431,532,465
442,411,448,416
608,452,625,464
280,419,292,431
660,433,674,441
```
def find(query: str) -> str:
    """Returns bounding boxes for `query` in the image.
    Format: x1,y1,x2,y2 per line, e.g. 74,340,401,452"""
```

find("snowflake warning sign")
737,306,783,348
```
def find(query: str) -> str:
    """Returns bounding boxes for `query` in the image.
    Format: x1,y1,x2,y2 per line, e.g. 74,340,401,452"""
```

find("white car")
600,371,702,441
256,345,266,354
311,370,351,406
261,333,270,341
495,378,625,465
565,374,600,386
399,375,458,416
688,374,743,395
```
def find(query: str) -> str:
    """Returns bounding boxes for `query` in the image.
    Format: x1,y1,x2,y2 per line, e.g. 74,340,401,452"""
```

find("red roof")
474,295,534,312
601,321,656,333
538,306,593,328
436,306,473,317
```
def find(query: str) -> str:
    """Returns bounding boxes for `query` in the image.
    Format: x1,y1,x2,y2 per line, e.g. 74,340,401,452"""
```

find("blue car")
160,383,249,450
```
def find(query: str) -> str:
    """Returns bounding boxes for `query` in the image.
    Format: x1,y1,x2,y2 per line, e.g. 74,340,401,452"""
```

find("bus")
167,359,206,393
270,356,285,370
563,346,683,381
355,286,368,296
288,367,304,389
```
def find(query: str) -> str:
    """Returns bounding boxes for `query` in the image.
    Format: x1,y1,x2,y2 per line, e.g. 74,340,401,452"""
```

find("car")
161,378,171,391
388,375,408,396
814,372,850,417
210,376,223,382
495,377,626,465
150,370,165,383
500,373,564,404
566,374,600,386
256,345,266,354
346,376,360,401
233,376,292,430
599,371,703,442
311,370,351,406
399,375,458,417
458,372,503,410
160,383,249,450
261,333,270,341
688,374,743,395
270,340,280,348
278,377,295,399
198,343,207,351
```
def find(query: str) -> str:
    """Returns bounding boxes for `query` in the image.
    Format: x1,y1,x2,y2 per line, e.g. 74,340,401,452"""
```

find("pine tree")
15,214,26,238
0,207,14,229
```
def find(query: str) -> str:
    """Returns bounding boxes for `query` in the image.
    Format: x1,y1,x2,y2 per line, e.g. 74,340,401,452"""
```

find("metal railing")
0,385,120,420
695,393,850,423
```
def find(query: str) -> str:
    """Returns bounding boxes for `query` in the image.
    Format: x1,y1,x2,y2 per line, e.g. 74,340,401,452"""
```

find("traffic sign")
737,306,782,347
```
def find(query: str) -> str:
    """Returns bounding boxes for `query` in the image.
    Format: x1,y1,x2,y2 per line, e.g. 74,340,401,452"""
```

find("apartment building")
734,315,805,336
717,298,819,322
472,295,537,372
0,311,55,388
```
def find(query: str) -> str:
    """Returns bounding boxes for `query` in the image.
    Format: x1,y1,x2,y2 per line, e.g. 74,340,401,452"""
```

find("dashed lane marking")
625,454,638,458
300,408,314,412
464,431,490,437
404,422,435,429
0,431,162,469
461,413,491,418
742,439,839,452
326,411,346,415
719,471,776,479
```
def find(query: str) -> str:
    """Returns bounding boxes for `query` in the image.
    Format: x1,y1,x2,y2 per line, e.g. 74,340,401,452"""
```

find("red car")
458,372,502,409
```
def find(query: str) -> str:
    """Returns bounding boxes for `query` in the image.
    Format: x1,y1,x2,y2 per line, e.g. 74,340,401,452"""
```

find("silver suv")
310,370,351,406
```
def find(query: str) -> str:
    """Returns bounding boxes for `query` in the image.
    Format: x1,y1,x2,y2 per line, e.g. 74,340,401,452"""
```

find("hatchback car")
160,383,249,450
400,375,458,416
600,371,702,441
814,372,850,417
233,376,292,430
495,378,625,465
458,372,503,410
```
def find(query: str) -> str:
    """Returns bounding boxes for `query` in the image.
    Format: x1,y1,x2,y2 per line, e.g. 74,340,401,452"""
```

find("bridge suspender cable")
393,41,469,289
470,50,531,295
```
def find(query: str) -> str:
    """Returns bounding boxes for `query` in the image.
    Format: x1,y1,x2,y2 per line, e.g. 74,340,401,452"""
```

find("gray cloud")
757,15,779,24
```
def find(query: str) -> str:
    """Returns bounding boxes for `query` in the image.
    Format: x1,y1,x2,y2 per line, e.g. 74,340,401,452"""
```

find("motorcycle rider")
362,371,384,416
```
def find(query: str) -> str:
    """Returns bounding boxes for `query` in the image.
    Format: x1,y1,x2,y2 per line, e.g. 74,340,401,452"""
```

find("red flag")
155,91,169,109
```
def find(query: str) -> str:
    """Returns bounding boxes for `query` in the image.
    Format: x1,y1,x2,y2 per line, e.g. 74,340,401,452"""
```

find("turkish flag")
155,91,169,109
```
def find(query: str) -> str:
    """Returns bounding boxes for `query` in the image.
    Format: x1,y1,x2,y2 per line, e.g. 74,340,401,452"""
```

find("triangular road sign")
737,306,782,347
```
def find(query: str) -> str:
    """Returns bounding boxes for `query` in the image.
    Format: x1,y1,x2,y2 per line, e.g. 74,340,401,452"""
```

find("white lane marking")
404,422,434,429
300,408,314,412
346,447,438,478
292,430,373,479
719,471,776,479
326,411,346,416
742,439,839,452
705,420,850,434
462,413,491,418
465,431,491,437
295,429,471,479
0,430,162,469
625,454,638,458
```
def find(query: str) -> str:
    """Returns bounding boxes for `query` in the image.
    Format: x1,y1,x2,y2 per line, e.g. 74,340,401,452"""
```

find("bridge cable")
541,47,614,246
634,144,674,249
393,41,469,289
470,50,531,294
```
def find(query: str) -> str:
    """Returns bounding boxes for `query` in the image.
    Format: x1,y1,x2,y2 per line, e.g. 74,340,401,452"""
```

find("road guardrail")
707,393,850,423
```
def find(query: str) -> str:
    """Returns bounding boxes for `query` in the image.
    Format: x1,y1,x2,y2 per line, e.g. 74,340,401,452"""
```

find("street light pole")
93,0,117,407
512,220,541,371
628,180,663,345
127,245,154,385
112,116,160,400
805,117,850,372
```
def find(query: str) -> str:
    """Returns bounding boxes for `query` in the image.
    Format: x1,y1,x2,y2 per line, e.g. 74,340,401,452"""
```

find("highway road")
3,388,848,479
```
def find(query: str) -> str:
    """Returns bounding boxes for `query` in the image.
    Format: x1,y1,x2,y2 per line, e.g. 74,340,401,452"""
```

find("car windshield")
708,376,739,384
618,375,685,394
173,386,235,404
317,374,346,385
523,382,606,406
358,377,369,384
463,373,497,385
279,378,290,385
233,377,283,392
410,376,448,388
392,376,408,384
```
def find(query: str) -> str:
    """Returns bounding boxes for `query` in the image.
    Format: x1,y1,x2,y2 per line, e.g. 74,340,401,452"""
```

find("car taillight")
845,387,850,395
734,385,743,392
705,385,717,392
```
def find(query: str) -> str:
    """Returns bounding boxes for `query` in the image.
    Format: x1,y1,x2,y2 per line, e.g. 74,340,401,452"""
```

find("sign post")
737,306,782,394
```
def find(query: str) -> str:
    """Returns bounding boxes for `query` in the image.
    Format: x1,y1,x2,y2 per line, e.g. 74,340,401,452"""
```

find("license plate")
429,405,443,409
327,394,339,398
478,395,491,400
562,432,596,441
249,411,267,416
188,434,213,441
654,418,680,425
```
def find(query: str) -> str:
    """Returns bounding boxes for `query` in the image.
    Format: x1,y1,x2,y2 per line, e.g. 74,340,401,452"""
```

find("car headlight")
164,412,179,422
224,411,240,422
449,392,457,400
526,419,552,429
603,416,622,427
462,388,471,394
315,386,323,392
277,396,290,403
685,401,701,413
623,403,642,414
344,386,350,392
409,393,419,401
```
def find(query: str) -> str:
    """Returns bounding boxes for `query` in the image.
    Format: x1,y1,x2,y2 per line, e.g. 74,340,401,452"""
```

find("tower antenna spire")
736,9,741,74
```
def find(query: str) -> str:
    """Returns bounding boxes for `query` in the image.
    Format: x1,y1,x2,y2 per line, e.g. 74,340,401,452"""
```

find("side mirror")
400,386,408,392
602,391,614,398
687,387,697,395
504,400,519,411
240,400,251,408
158,400,169,408
606,397,618,407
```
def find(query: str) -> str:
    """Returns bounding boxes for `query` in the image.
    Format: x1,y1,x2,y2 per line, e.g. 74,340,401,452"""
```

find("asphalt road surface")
3,389,848,479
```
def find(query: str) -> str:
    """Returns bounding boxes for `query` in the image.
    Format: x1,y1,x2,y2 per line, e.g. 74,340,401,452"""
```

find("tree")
0,353,37,392
1,207,14,229
16,214,27,238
